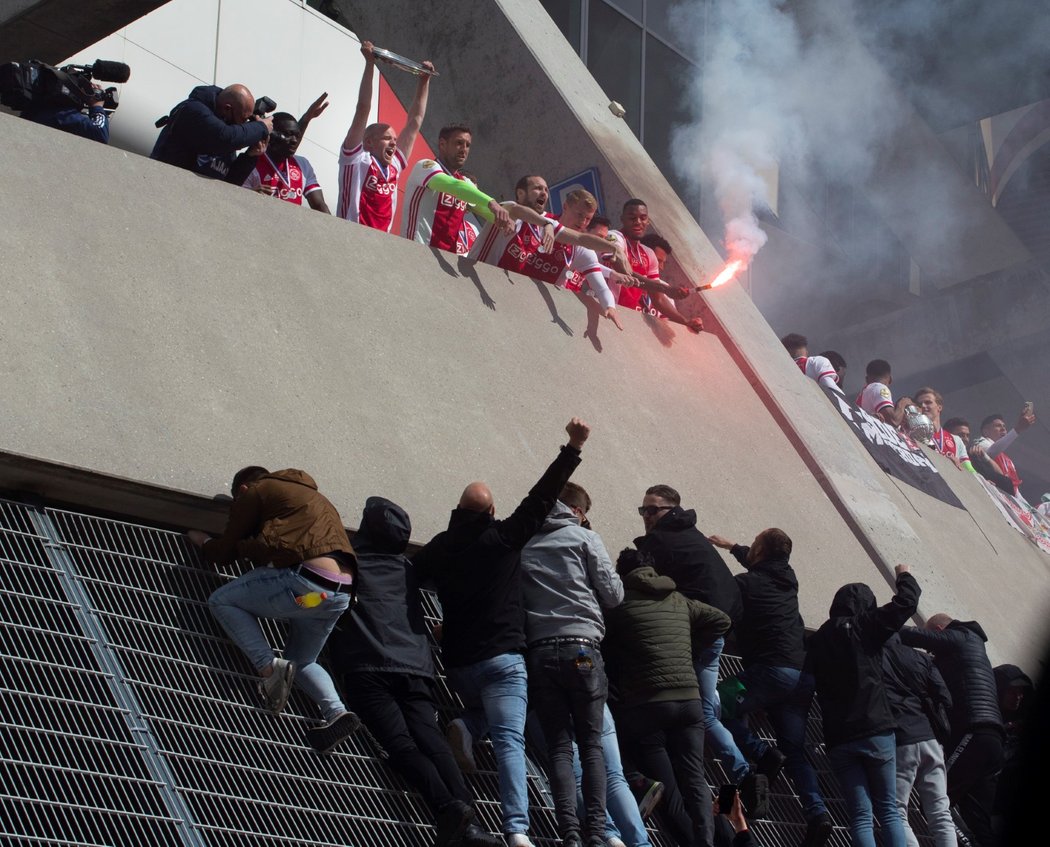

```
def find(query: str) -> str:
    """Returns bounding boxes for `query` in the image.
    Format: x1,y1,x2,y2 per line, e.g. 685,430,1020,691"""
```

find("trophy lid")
372,47,439,76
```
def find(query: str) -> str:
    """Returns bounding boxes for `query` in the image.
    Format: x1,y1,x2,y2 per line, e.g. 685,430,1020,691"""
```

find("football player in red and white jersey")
606,200,704,333
856,359,909,426
402,125,513,251
337,41,433,232
470,177,633,330
242,113,330,213
914,386,972,469
780,333,845,395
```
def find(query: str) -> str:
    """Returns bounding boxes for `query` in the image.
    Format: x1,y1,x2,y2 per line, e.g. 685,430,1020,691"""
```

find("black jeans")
616,698,714,847
343,671,470,814
946,726,1004,847
527,641,608,841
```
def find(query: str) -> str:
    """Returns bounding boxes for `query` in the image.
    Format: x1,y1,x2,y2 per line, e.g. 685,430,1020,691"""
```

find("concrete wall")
2,111,1048,670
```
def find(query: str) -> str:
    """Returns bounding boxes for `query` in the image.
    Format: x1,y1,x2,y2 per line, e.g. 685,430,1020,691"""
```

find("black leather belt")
294,564,353,594
529,636,600,650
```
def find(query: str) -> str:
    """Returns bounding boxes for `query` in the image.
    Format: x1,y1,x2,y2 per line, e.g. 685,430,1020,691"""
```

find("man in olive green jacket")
604,551,730,847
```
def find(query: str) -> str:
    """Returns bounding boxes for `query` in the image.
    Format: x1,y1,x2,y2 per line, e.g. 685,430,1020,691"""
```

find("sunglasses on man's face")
637,505,673,517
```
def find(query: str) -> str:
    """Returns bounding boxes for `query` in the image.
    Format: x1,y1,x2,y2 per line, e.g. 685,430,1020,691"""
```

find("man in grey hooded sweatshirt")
520,482,624,847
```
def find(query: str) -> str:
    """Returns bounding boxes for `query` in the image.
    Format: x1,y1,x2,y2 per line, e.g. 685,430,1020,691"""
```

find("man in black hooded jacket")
901,614,1004,847
806,565,920,847
327,497,499,847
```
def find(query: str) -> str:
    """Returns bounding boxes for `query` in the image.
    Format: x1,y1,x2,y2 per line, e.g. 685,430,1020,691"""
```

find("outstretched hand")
302,91,329,122
361,40,376,63
895,563,911,576
685,316,704,334
603,308,624,331
708,534,734,550
566,417,591,450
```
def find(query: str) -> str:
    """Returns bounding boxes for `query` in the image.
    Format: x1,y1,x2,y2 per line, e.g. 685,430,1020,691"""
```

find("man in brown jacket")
188,466,360,753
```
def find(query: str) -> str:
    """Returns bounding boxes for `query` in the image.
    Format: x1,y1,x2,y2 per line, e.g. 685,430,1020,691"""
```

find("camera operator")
151,83,272,180
21,84,109,144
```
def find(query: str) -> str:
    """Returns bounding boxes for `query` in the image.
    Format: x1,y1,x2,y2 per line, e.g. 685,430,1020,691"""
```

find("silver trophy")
904,405,934,445
371,46,438,76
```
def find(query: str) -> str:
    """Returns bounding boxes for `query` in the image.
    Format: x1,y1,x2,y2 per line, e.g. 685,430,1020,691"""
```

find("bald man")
900,614,1004,847
413,418,591,847
152,82,273,179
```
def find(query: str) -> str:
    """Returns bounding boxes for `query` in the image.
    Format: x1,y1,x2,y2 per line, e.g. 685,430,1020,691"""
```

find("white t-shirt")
857,381,894,416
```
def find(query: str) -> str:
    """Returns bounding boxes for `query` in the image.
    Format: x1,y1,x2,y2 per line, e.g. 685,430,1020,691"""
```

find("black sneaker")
627,775,665,819
757,746,787,783
561,836,583,847
738,772,770,819
801,812,833,847
434,799,474,847
306,711,361,753
461,823,502,847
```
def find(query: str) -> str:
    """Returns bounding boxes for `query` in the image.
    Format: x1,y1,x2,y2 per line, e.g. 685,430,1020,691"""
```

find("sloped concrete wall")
0,111,1047,668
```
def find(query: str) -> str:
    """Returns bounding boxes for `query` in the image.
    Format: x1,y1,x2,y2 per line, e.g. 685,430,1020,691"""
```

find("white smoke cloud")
672,0,910,265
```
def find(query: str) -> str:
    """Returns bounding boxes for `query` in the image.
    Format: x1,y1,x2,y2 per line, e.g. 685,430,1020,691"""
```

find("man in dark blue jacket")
23,91,109,143
413,417,590,847
151,83,271,179
708,528,832,846
327,497,499,847
806,565,920,847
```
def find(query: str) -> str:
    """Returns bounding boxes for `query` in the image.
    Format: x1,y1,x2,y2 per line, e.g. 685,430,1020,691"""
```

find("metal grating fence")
0,496,935,846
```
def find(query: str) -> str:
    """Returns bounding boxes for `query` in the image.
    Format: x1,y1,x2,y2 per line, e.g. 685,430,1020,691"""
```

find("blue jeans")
447,652,529,835
828,731,906,847
693,636,749,782
724,665,827,820
573,705,652,847
208,566,350,721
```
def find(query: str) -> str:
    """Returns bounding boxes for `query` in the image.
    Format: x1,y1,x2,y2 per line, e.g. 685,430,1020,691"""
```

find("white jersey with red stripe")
336,143,407,232
456,218,479,255
605,230,659,313
857,382,894,416
401,158,469,251
242,154,320,206
795,355,844,394
470,213,615,309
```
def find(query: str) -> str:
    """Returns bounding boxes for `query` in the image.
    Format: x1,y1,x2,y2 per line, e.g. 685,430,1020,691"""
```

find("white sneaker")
258,657,296,714
505,835,534,847
447,717,477,774
607,839,627,847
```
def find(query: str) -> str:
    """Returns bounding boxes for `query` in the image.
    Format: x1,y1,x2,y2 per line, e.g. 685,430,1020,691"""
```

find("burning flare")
695,258,745,291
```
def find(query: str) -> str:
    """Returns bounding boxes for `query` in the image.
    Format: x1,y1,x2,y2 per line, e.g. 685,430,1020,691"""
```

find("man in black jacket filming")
151,83,272,179
413,417,590,847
